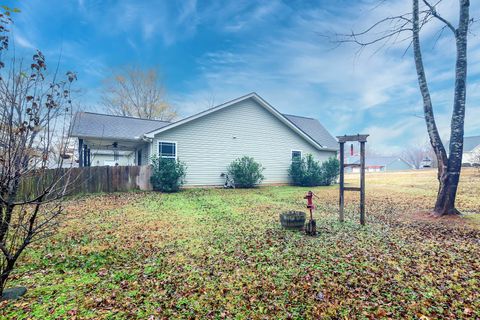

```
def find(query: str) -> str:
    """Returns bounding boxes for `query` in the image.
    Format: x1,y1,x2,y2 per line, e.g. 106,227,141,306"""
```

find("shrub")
150,156,187,192
227,156,265,188
319,156,340,186
288,154,339,186
289,154,322,186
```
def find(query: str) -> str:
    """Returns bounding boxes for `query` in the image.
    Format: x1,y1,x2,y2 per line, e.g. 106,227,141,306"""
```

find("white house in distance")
462,135,480,165
69,93,338,186
345,156,412,173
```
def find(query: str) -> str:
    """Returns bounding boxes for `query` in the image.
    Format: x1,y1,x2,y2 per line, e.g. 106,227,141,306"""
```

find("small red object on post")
304,191,315,210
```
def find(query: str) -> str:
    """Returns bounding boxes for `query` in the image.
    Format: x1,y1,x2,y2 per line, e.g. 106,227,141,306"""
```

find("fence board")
18,165,152,199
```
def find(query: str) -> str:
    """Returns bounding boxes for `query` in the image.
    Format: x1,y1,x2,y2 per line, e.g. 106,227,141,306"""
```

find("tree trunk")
434,171,460,214
434,0,469,215
412,0,469,215
0,258,15,298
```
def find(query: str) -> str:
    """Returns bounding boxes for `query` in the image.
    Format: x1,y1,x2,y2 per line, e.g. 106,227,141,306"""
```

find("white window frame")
158,141,177,159
291,149,302,162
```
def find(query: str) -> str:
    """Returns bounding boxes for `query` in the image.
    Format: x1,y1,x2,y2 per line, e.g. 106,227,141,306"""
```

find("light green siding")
152,98,336,186
385,159,412,171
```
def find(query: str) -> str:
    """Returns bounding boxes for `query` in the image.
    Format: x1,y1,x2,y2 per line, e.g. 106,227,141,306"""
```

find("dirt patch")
403,209,480,230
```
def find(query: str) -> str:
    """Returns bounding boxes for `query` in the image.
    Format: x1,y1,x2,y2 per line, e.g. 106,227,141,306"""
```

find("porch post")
87,148,91,167
83,144,88,167
78,138,83,167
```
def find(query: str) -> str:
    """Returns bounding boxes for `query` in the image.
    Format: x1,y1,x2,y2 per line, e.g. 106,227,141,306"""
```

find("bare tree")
0,8,76,297
471,149,480,169
101,67,176,121
333,0,471,215
402,145,425,169
401,142,437,169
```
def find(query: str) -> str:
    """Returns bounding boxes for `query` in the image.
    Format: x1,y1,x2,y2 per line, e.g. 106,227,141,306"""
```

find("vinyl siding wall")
152,98,336,186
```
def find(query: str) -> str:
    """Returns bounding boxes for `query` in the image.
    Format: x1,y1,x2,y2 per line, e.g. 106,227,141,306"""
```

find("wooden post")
78,138,83,167
360,141,366,226
107,165,112,193
339,142,345,222
87,148,91,167
83,144,88,167
337,134,369,225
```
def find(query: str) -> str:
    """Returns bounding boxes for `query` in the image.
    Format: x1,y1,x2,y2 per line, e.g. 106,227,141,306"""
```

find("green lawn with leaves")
1,169,479,319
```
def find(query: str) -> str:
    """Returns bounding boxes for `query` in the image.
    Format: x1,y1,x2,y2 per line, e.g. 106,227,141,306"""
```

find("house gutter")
69,135,142,142
321,147,339,152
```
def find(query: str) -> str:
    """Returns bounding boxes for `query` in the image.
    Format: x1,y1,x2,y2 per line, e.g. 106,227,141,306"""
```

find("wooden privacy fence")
19,165,153,198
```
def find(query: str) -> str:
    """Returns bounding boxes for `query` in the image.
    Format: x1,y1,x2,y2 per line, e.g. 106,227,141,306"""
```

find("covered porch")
78,137,150,167
69,111,170,168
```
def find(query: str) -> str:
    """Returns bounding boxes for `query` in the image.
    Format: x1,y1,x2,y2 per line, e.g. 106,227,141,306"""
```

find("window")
159,141,176,159
292,150,302,162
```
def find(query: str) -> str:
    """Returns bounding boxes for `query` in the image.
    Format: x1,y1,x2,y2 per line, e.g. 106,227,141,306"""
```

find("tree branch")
422,0,456,34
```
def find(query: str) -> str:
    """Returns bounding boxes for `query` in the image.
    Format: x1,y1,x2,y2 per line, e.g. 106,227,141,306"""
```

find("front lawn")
1,169,479,319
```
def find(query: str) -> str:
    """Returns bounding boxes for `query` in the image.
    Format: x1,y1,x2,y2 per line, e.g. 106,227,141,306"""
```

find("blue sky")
5,0,480,153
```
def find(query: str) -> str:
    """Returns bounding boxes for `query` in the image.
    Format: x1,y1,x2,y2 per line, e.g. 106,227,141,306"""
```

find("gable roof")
144,92,338,151
283,114,338,149
69,112,170,141
464,135,480,152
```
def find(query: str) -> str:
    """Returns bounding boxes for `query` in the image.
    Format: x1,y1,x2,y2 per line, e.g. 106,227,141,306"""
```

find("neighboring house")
420,156,432,168
69,93,338,186
346,156,412,173
461,135,480,165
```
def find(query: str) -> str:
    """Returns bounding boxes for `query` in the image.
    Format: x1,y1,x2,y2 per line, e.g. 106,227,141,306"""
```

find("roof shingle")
283,114,338,149
69,112,170,140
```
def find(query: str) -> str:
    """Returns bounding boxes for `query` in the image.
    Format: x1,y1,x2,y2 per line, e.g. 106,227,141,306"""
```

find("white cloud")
73,0,200,46
222,1,287,32
9,0,478,152
172,0,480,152
13,33,35,49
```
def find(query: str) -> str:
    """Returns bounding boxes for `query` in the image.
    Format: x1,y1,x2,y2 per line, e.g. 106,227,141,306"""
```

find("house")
345,156,412,173
420,156,432,168
461,135,480,165
69,93,338,186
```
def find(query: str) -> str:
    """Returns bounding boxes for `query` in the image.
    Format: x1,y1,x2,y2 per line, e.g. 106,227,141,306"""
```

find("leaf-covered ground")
1,169,479,319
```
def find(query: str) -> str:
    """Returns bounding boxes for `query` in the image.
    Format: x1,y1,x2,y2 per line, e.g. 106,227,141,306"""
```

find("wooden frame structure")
337,134,369,225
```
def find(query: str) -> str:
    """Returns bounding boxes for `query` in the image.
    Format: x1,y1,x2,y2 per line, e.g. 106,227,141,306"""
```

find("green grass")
1,169,479,319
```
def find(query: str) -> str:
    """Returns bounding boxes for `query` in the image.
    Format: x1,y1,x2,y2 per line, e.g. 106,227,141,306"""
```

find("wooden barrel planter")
280,211,306,230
